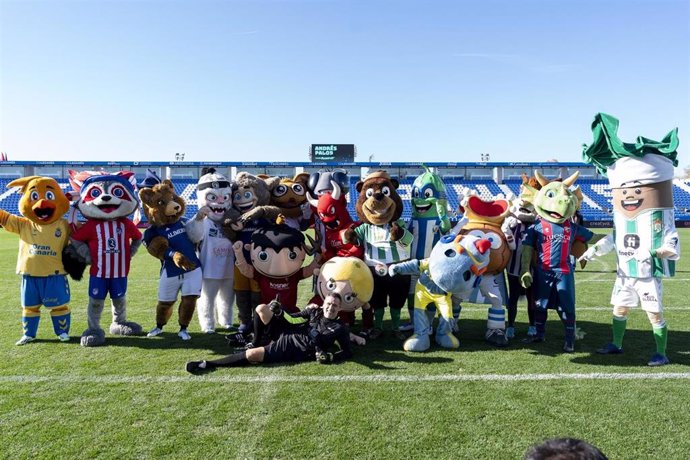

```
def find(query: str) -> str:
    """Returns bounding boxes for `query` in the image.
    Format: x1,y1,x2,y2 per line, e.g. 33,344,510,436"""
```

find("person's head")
321,293,342,319
524,438,607,460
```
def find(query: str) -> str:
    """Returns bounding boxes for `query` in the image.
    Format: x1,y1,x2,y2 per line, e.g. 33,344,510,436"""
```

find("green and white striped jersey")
354,219,413,266
613,208,679,278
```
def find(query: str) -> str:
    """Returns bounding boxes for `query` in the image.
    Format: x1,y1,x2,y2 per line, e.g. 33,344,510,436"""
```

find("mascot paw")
435,332,460,349
403,334,431,352
173,253,196,271
389,222,403,241
110,321,143,336
80,328,106,347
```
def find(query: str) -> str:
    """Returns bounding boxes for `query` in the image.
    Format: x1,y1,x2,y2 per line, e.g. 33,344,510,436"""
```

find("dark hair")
524,438,608,460
251,224,304,252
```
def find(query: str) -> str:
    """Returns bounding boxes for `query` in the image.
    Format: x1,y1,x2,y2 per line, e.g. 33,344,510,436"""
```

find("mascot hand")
578,246,597,263
655,247,676,259
196,206,211,220
389,221,404,241
342,228,356,244
388,264,400,277
173,252,197,271
435,201,447,217
520,272,533,289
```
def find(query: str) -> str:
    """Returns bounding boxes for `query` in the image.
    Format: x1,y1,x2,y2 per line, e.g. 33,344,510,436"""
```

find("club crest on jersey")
653,218,662,233
108,238,117,250
55,229,62,238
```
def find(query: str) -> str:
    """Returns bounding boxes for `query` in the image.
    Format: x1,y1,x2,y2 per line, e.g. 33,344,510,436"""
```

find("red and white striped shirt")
72,218,142,278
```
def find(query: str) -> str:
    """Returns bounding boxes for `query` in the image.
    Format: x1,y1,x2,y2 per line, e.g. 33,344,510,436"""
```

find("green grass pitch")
1,229,689,459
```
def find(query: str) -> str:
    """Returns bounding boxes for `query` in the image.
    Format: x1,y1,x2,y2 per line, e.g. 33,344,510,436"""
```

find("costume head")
9,176,70,225
307,169,350,197
197,168,232,222
138,179,186,226
456,194,511,274
315,256,374,312
509,174,539,223
268,173,310,218
232,172,279,215
428,233,491,295
249,224,314,278
68,170,139,220
411,166,447,218
521,171,581,224
355,170,404,225
582,112,679,219
306,180,353,231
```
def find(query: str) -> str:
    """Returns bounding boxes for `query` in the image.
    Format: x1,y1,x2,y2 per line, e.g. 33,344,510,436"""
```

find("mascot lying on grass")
519,171,603,352
139,172,201,341
0,176,77,345
186,256,374,373
388,234,491,351
581,113,680,366
68,170,144,346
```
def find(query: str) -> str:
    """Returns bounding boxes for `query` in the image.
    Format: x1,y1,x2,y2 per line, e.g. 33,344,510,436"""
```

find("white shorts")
610,276,663,313
158,268,203,302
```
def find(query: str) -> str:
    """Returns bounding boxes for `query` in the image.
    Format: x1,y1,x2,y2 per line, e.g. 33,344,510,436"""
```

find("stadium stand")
2,162,690,225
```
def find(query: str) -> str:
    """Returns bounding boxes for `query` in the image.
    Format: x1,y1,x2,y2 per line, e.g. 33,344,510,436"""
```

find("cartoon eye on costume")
329,206,335,215
485,231,503,249
292,184,305,195
463,270,472,281
45,191,56,200
288,250,297,260
234,192,242,201
157,200,164,206
365,189,374,198
635,188,641,194
423,189,434,198
412,188,420,198
326,279,336,290
546,190,555,198
244,191,254,200
274,185,288,197
622,189,628,195
30,191,40,201
206,192,218,202
343,293,355,304
89,187,102,199
223,193,231,202
258,251,269,261
382,186,391,196
111,186,125,198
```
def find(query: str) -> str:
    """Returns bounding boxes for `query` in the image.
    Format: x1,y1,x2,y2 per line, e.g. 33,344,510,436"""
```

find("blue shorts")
533,270,575,315
89,276,128,300
21,275,71,308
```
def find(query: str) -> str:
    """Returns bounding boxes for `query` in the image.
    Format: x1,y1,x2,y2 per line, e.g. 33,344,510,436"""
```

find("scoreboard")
310,144,356,162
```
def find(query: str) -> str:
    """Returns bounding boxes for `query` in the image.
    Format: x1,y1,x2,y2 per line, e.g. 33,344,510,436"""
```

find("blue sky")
1,0,688,167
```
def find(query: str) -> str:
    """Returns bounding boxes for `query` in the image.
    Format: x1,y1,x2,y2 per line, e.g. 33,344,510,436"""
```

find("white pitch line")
458,306,690,311
2,372,690,384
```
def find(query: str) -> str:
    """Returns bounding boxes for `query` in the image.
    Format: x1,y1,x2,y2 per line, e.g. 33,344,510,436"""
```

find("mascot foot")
435,332,460,349
596,343,623,355
403,334,431,352
485,328,509,347
178,329,192,341
80,329,106,347
58,333,70,342
562,340,575,353
110,321,143,336
15,335,36,346
147,327,163,337
647,353,670,367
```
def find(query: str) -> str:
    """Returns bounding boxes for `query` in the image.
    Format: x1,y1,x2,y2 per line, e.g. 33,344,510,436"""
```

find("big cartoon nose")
373,192,384,201
101,195,112,202
166,201,181,215
475,239,491,254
